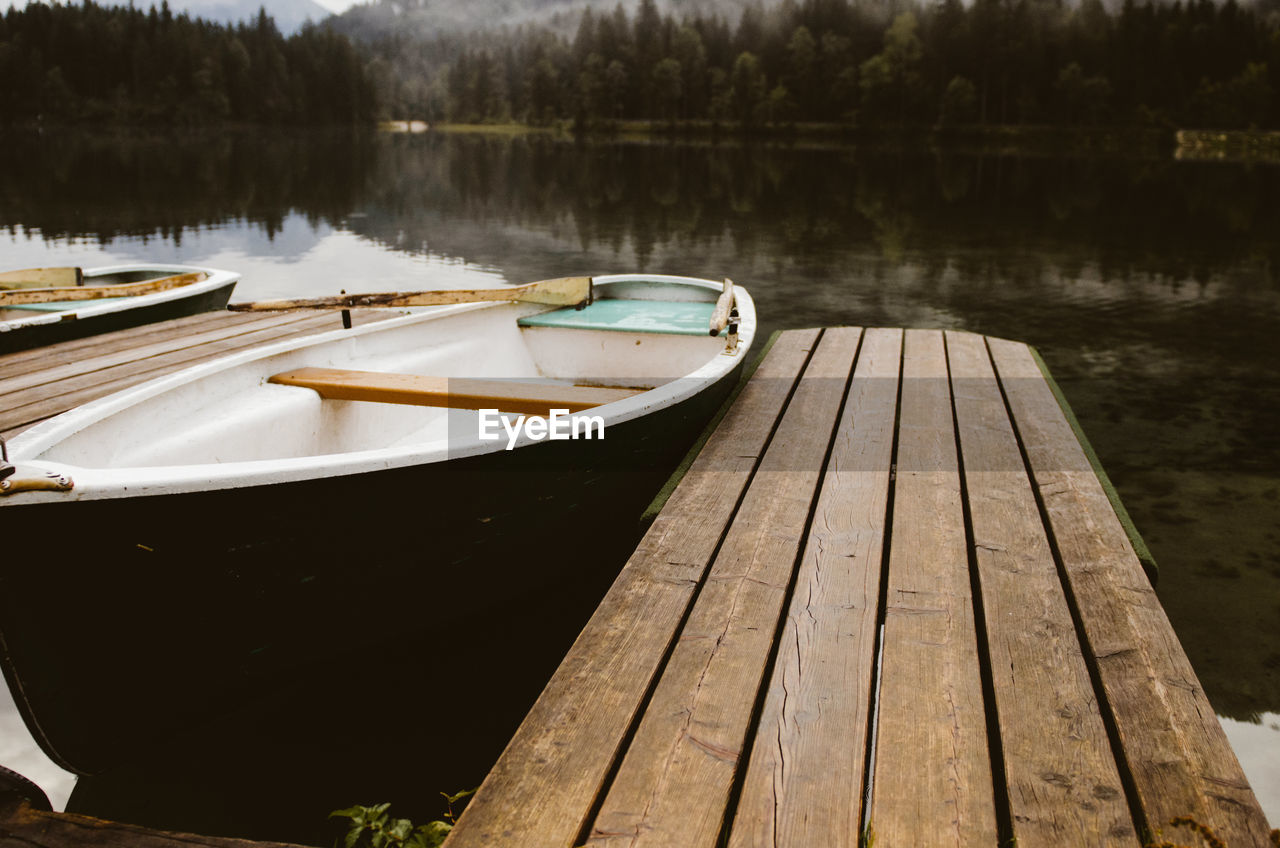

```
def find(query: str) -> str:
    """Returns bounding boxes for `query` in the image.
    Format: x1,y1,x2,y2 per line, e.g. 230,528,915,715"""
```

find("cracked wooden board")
727,327,900,848
947,330,1135,846
869,328,998,846
584,328,860,848
989,337,1273,847
0,310,385,439
0,799,310,848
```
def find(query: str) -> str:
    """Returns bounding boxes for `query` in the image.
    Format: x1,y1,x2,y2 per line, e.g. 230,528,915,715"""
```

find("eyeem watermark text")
478,408,606,450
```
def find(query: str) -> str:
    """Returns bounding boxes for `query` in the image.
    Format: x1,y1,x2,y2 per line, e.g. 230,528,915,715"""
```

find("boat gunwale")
0,263,241,331
4,275,757,503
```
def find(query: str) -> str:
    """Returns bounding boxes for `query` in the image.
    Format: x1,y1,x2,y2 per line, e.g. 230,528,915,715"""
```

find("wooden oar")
0,267,84,289
709,277,735,336
227,276,593,312
0,272,207,307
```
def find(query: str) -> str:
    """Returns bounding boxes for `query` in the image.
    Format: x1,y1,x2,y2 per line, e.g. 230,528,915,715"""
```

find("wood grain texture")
0,311,270,381
726,327,900,848
0,800,311,848
0,313,328,398
709,279,734,335
267,368,643,414
228,276,591,310
442,329,822,848
586,327,860,848
870,329,998,847
0,267,81,288
988,337,1273,847
0,272,204,306
0,311,379,438
947,331,1137,846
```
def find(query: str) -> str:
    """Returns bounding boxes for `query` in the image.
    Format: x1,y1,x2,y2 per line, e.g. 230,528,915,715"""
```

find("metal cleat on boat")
724,306,740,353
0,464,74,495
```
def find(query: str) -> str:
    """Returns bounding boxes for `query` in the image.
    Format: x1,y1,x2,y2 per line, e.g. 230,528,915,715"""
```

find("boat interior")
0,267,208,320
28,291,735,469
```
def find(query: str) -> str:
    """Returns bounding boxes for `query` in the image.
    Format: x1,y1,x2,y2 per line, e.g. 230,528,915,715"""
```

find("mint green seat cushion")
518,299,713,336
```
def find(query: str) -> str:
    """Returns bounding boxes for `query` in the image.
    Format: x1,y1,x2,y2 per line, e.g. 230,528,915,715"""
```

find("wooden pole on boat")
227,276,594,312
0,267,84,289
0,272,207,306
709,278,735,336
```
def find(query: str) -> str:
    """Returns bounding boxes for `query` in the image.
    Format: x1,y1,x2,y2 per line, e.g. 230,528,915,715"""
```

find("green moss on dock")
1029,345,1160,585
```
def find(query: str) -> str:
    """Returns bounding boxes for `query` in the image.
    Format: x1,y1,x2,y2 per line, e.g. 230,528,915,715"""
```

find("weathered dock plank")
870,328,997,846
0,311,255,380
948,330,1134,846
0,799,310,848
989,337,1274,847
728,327,900,848
0,312,324,396
0,310,382,439
587,327,859,848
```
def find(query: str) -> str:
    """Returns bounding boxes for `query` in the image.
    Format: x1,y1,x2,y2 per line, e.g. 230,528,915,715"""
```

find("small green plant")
330,789,476,848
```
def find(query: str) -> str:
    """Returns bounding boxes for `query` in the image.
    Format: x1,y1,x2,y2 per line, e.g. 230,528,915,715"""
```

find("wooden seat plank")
727,327,901,848
947,331,1137,846
585,328,860,848
268,368,644,415
443,329,822,848
988,338,1273,847
870,329,998,846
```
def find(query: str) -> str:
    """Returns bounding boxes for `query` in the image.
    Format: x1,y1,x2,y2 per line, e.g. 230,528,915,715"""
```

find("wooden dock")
0,309,386,440
443,327,1274,848
0,321,1274,847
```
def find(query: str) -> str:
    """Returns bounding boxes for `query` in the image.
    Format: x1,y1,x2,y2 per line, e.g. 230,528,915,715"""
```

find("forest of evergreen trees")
0,0,378,124
352,0,1280,130
2,0,1277,129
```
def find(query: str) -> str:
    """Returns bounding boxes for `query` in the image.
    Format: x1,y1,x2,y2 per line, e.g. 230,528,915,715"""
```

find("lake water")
1,128,1277,836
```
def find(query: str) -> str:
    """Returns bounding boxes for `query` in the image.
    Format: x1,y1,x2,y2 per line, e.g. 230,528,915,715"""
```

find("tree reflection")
0,129,378,243
5,129,1279,280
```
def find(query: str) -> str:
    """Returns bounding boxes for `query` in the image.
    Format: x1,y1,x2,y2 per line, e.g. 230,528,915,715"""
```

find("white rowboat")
3,275,753,501
0,273,756,775
0,263,239,354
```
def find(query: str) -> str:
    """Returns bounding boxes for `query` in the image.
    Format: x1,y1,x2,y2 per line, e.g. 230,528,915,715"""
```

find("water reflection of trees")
0,129,378,243
7,129,1279,281
349,134,1280,283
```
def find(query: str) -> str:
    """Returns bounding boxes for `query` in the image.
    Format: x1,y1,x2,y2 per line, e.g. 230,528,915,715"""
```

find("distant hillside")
332,0,753,41
150,0,332,33
332,0,1280,42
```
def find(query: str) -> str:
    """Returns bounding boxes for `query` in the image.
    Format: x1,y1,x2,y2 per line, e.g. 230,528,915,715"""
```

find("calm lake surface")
1,128,1277,836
